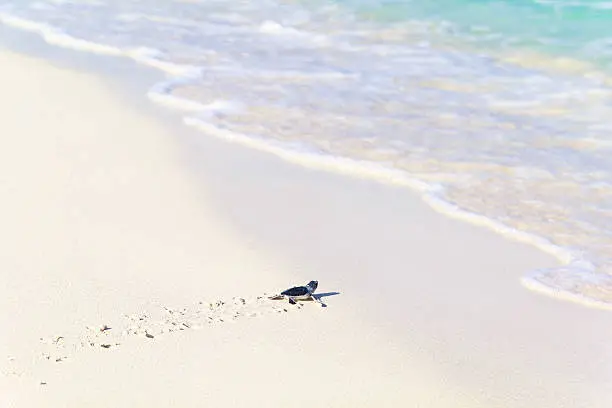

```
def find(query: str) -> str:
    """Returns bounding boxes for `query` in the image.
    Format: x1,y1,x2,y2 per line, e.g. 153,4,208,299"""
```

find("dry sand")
0,49,611,408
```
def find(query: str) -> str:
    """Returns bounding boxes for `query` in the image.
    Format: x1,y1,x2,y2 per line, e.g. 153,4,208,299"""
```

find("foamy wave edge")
2,11,611,311
0,12,206,107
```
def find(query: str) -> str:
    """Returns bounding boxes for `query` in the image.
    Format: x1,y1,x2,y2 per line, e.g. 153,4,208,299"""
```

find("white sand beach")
1,49,611,408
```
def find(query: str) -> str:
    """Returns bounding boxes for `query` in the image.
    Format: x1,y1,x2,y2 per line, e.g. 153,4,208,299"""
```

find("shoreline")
1,14,601,311
0,37,611,407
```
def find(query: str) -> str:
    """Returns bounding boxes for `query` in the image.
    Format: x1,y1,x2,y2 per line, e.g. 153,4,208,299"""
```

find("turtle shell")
281,286,309,297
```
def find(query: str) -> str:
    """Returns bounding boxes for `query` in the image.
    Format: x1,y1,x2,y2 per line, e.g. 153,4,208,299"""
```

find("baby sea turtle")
269,280,325,306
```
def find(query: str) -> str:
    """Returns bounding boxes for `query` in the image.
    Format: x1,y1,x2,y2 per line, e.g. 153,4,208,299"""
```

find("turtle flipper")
288,297,297,305
311,295,326,307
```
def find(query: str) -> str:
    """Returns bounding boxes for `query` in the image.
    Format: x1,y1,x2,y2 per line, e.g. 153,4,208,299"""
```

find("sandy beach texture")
1,49,611,408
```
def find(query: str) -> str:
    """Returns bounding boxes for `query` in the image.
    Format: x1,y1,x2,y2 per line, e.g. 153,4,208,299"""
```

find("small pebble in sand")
145,332,154,339
100,344,112,349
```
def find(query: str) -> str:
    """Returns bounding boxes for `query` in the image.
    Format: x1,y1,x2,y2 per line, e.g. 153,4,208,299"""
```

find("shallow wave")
0,13,122,55
2,0,612,309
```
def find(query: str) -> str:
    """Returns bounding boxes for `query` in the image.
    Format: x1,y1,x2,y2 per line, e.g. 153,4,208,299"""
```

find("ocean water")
2,0,612,309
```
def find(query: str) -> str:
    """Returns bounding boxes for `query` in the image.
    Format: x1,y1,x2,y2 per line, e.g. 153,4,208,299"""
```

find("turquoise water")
346,0,612,66
2,0,612,308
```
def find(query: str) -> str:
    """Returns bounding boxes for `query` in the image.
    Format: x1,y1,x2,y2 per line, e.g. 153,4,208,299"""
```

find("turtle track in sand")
2,294,305,382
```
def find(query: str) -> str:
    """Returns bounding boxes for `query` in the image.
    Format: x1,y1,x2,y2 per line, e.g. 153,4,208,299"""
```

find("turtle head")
306,280,318,293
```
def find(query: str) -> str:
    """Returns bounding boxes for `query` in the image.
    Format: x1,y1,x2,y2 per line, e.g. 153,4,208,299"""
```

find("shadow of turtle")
310,291,341,307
